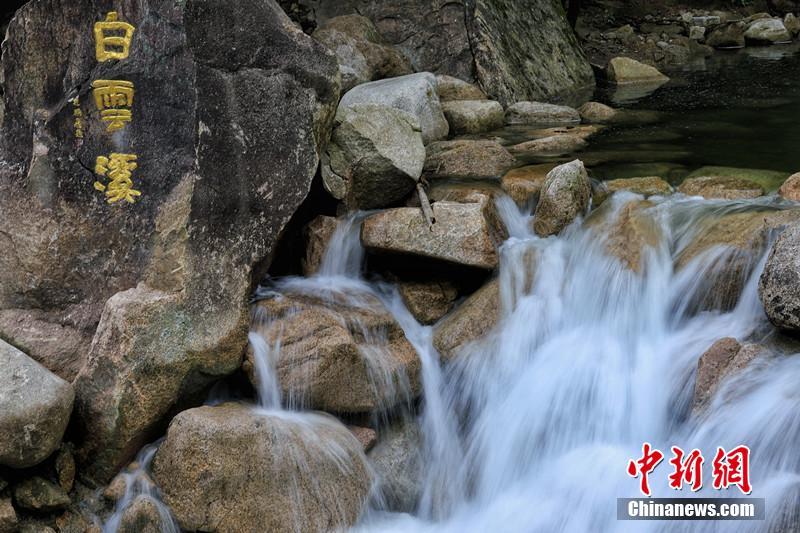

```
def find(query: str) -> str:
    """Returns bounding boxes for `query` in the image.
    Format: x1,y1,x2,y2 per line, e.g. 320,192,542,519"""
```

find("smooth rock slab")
504,101,580,125
423,140,516,180
153,403,371,533
759,223,800,332
510,134,587,156
433,278,500,360
677,175,764,200
0,340,74,468
339,72,448,143
246,290,421,413
326,103,425,209
361,201,502,269
533,159,592,237
607,57,670,84
441,100,504,135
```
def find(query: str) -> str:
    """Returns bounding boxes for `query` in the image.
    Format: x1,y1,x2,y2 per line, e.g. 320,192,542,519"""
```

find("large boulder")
577,101,618,124
744,18,792,44
0,340,74,468
533,159,591,237
153,403,372,533
324,103,425,208
368,418,423,513
245,289,421,413
361,199,505,270
339,73,448,143
398,281,458,325
441,100,504,135
692,338,763,412
606,57,670,85
676,209,800,310
677,175,764,200
306,0,594,106
779,173,800,202
759,223,800,333
0,0,341,484
504,101,580,125
313,14,412,92
433,278,500,360
423,140,516,180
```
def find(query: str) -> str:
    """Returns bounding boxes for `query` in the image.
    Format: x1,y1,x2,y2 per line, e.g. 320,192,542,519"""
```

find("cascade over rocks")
759,223,800,333
303,0,594,106
367,418,423,514
586,199,661,274
676,209,800,311
324,103,425,209
313,14,412,92
0,340,74,469
339,73,448,144
693,338,764,412
153,403,372,533
0,0,341,484
501,164,557,207
303,215,339,276
533,159,592,237
245,289,422,413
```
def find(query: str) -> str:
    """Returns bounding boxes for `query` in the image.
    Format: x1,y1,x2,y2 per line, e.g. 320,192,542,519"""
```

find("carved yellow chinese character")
94,153,141,204
94,12,135,62
92,80,134,132
71,97,84,138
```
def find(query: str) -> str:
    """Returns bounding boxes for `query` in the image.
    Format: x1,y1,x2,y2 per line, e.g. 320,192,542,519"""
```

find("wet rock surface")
533,159,592,237
423,140,516,180
153,403,372,533
760,223,800,333
677,175,765,200
693,338,764,412
433,278,500,360
367,418,423,513
398,281,459,325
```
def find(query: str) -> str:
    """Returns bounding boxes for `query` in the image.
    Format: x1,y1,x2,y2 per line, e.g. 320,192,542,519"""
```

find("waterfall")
101,444,180,533
355,193,800,532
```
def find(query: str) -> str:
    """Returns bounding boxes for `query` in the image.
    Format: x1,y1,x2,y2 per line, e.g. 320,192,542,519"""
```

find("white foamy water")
351,193,800,533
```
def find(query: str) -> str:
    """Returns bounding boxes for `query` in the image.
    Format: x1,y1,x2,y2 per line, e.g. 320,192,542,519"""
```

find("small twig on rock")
417,182,435,230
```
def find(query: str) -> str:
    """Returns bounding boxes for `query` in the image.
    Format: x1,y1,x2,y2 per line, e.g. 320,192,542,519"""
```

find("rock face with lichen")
302,0,594,106
0,0,340,484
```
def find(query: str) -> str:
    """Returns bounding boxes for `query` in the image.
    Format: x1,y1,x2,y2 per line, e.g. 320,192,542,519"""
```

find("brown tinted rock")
0,498,16,533
501,164,557,206
578,101,618,123
433,278,500,360
744,18,791,43
693,339,763,412
435,75,486,101
678,175,764,200
153,403,371,533
103,475,127,504
778,172,800,202
361,200,502,269
398,281,459,325
348,425,378,452
607,57,669,84
13,477,70,513
533,159,592,237
246,290,421,413
510,134,587,156
117,496,165,533
589,200,661,273
303,215,339,276
441,100,504,135
313,15,412,92
55,446,75,493
505,102,580,125
605,177,673,197
786,13,800,36
759,223,800,332
0,340,74,468
1,0,341,485
424,140,516,180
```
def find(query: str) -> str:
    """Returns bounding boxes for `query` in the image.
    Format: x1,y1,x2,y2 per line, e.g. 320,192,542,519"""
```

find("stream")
103,43,800,533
